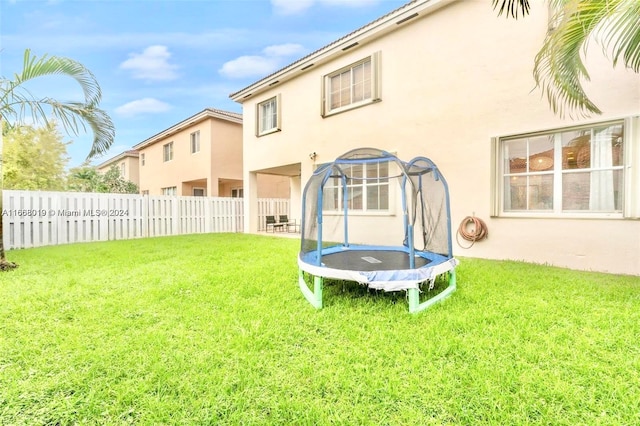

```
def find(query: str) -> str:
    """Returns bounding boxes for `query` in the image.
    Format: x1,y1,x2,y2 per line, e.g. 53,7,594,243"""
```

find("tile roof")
229,0,420,100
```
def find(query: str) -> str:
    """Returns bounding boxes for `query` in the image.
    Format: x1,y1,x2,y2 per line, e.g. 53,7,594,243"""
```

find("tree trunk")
0,126,19,270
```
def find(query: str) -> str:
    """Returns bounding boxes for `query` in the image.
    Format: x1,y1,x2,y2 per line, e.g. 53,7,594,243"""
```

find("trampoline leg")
408,270,457,314
299,270,323,309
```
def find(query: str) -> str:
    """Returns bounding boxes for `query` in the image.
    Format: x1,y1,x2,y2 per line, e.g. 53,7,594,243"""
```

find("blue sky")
1,0,408,168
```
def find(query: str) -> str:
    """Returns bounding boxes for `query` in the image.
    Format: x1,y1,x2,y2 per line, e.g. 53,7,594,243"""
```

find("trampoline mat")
321,249,431,272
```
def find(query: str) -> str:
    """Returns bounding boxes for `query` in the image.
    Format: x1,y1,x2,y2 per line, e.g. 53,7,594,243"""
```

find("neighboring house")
96,149,140,185
132,108,288,198
230,0,640,275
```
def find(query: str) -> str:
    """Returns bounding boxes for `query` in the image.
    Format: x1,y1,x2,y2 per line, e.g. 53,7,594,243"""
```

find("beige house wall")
97,152,139,186
136,112,246,197
237,0,640,275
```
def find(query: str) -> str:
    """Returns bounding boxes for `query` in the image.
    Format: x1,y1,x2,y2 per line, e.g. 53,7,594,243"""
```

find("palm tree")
493,0,640,117
0,49,115,270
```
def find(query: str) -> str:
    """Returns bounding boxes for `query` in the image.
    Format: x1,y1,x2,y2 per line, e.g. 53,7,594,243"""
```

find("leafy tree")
67,163,138,194
0,49,115,270
67,162,103,193
3,123,69,191
493,0,640,117
100,165,139,194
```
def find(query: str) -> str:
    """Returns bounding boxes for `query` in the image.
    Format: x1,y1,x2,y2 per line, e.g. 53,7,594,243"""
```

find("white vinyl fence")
2,190,289,250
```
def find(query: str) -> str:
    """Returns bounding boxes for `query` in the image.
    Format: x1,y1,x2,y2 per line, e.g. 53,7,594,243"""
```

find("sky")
1,0,409,168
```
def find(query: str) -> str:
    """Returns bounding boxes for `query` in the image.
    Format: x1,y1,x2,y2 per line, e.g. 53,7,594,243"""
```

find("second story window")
256,95,281,136
190,131,200,154
322,52,381,117
120,162,125,177
141,153,145,166
163,142,173,162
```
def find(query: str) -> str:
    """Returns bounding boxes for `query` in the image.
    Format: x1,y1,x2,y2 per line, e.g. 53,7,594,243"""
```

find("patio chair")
266,215,284,232
279,215,298,233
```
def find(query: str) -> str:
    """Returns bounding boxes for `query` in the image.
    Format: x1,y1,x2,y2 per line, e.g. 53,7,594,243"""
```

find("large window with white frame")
256,95,281,136
190,131,200,154
323,161,389,212
163,142,173,162
493,120,632,217
322,52,380,116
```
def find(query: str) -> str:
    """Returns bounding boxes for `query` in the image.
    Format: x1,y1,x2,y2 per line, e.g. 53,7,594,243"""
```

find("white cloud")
271,0,379,15
119,45,179,81
219,43,307,79
321,0,379,6
219,56,280,79
115,98,171,117
263,43,306,57
271,0,314,15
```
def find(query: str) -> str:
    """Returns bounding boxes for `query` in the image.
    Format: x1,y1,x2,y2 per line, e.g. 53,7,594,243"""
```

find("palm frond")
597,0,640,72
16,49,102,106
535,1,604,117
45,99,115,158
492,0,531,19
535,0,640,118
1,49,114,159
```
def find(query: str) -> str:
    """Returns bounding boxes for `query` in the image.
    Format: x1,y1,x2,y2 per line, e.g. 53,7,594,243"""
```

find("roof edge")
96,150,139,169
132,108,242,150
230,0,456,102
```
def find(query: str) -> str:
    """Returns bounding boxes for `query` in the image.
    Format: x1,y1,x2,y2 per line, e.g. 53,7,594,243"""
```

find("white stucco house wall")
230,0,640,275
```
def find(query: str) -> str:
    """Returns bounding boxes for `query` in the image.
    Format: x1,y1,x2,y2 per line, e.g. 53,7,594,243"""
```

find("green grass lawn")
1,233,639,425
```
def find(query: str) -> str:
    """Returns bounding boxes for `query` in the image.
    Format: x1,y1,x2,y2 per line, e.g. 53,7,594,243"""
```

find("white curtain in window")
589,127,614,211
503,143,512,210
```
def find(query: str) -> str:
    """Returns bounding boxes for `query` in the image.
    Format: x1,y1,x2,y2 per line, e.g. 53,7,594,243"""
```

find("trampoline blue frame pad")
299,245,458,291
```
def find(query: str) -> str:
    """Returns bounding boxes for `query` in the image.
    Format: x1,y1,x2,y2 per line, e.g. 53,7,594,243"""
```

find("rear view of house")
231,0,640,275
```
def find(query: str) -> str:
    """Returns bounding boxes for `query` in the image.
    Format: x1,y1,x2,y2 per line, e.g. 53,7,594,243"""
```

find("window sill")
322,210,395,217
257,128,281,138
322,98,380,118
495,212,624,220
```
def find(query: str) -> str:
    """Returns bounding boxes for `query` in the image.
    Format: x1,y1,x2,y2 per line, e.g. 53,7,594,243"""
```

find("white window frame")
163,142,174,162
190,131,200,154
256,95,281,136
162,186,177,196
231,187,244,198
322,51,381,117
491,117,640,219
322,160,392,215
193,187,205,196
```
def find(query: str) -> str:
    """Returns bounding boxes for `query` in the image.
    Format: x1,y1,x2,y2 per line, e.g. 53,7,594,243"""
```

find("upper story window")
120,162,125,177
141,153,145,166
190,131,200,154
163,142,173,162
493,120,633,218
323,161,390,212
256,95,281,136
322,52,381,117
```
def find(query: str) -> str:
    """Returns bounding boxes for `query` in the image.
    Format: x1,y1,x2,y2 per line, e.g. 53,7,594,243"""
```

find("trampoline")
298,148,458,313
